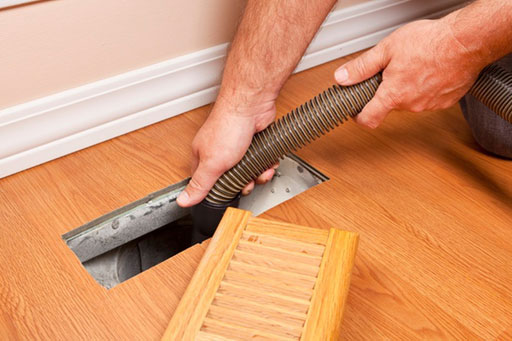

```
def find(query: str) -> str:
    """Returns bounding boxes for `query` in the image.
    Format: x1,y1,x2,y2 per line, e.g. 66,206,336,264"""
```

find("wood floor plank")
1,50,511,339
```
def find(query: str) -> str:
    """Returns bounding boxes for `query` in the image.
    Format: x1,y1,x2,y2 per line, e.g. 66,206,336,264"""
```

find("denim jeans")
460,54,512,159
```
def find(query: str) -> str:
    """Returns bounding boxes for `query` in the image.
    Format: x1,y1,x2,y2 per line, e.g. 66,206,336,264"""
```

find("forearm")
216,0,336,111
445,0,512,68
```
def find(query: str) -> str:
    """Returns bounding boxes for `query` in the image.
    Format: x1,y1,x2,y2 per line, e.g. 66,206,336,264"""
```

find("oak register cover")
162,208,358,340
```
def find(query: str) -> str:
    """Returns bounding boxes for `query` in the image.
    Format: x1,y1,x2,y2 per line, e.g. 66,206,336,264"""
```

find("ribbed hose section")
205,64,512,205
468,64,512,124
205,73,382,205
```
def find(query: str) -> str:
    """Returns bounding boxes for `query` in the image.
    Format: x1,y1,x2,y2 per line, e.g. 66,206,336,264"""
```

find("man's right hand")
176,97,277,208
176,0,342,208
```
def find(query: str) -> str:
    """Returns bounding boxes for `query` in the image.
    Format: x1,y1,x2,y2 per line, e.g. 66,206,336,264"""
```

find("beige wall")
0,0,370,110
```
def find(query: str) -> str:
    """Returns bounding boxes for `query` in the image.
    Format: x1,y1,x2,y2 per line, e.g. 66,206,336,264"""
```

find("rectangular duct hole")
62,154,328,289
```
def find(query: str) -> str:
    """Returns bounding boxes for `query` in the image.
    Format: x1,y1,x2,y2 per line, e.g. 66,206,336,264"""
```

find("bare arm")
178,0,336,207
448,0,512,65
336,0,512,128
219,0,337,113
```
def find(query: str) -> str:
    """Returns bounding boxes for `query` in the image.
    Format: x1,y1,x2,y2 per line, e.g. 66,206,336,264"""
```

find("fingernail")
367,122,378,129
335,67,348,84
357,116,378,129
177,190,189,206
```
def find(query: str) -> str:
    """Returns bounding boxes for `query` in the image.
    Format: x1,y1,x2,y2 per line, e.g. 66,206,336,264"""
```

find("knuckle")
409,103,425,113
440,99,457,109
187,177,208,193
380,88,401,109
379,37,393,55
373,44,388,67
355,57,369,75
191,134,202,149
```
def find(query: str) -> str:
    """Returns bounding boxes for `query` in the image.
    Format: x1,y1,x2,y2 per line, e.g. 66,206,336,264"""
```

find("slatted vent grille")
197,229,326,340
162,208,358,341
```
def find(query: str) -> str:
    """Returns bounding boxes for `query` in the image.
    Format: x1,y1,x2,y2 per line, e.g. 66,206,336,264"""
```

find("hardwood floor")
1,52,511,339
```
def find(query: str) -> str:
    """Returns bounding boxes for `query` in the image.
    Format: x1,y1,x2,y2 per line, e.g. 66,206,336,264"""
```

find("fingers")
177,162,221,207
335,43,389,86
178,163,279,206
354,86,394,128
241,181,255,196
241,164,278,195
255,167,277,185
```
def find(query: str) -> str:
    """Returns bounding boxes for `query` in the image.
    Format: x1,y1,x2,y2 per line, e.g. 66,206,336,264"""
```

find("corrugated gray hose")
469,64,512,123
203,64,512,206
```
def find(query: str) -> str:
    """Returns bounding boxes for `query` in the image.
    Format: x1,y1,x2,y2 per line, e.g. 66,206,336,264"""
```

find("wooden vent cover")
162,208,358,341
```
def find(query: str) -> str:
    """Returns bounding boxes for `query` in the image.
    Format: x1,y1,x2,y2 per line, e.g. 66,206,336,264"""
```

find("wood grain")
162,208,250,340
1,51,512,339
245,219,329,245
240,232,326,257
301,229,359,340
162,209,358,340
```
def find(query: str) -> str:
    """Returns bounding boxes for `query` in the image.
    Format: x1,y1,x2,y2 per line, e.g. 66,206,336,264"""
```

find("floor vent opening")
62,154,328,289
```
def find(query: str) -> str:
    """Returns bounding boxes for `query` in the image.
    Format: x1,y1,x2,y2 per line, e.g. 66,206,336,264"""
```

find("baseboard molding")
0,0,465,178
0,0,38,10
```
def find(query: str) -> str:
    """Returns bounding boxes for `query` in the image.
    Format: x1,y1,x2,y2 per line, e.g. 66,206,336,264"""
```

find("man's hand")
336,0,512,129
176,0,337,207
335,19,486,129
176,97,278,207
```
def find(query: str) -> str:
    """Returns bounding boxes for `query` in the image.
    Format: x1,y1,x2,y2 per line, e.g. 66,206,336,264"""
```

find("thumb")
335,43,389,86
177,162,221,207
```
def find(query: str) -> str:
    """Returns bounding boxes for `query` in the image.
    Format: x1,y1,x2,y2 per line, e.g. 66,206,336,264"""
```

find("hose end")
191,193,241,244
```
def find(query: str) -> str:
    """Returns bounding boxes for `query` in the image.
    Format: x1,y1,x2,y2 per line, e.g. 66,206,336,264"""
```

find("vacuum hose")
191,63,512,242
469,64,512,123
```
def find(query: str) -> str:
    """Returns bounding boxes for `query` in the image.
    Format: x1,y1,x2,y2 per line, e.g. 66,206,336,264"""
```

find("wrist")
215,85,278,117
209,86,277,134
443,15,490,69
441,1,512,68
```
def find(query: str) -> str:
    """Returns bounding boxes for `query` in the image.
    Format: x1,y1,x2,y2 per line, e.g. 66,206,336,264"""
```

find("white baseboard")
0,0,38,9
0,0,465,178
